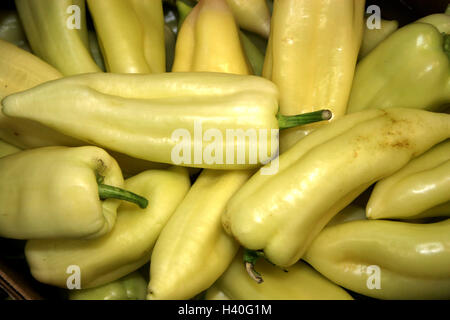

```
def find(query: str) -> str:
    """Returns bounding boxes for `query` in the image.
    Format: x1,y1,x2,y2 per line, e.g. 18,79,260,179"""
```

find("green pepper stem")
443,33,450,62
243,249,264,284
98,184,149,209
277,109,333,130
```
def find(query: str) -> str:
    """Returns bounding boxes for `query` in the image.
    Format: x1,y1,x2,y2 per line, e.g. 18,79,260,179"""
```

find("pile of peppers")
0,0,449,300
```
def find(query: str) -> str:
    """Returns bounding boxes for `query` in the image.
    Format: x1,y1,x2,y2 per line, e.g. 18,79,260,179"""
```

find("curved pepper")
304,218,450,300
25,167,190,289
263,0,365,153
2,72,330,170
367,140,450,220
172,0,251,75
15,0,101,76
0,39,83,149
148,169,252,300
359,17,398,59
87,0,165,74
347,23,450,113
68,271,147,300
206,249,353,300
0,10,30,51
0,139,21,158
0,146,133,240
222,108,450,269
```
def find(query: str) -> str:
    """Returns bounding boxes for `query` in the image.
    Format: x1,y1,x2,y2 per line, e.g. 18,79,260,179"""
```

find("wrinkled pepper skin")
15,0,101,76
172,0,251,75
25,167,190,289
0,10,30,51
367,140,450,220
87,0,165,74
222,108,450,268
0,39,83,149
68,271,147,300
264,0,365,152
347,23,450,113
2,72,280,170
359,18,398,59
0,146,123,240
304,218,450,300
0,139,21,158
208,250,353,300
148,169,252,300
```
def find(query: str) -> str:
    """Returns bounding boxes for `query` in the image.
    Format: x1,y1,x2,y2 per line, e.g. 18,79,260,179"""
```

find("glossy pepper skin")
87,0,165,74
304,218,450,300
206,250,353,300
0,146,123,240
25,167,190,289
172,0,251,75
263,0,365,153
1,72,281,170
222,108,450,268
367,140,450,220
148,169,252,300
347,23,450,113
359,17,398,59
68,271,147,300
15,0,101,76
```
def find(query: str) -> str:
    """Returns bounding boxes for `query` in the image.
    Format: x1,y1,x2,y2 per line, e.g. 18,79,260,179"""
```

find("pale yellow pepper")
207,249,354,300
222,108,450,268
263,0,365,152
367,140,450,220
148,170,252,300
15,0,101,75
172,0,251,75
87,0,166,73
25,167,190,289
304,218,450,300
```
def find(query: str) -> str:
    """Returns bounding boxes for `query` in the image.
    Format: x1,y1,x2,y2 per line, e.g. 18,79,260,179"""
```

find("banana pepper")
206,249,353,300
0,146,150,240
367,140,450,220
222,108,450,270
25,167,190,289
347,22,450,113
263,0,365,152
0,39,83,150
304,218,450,300
87,0,165,74
68,271,147,300
148,169,252,300
2,72,330,170
172,0,251,75
15,0,101,76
